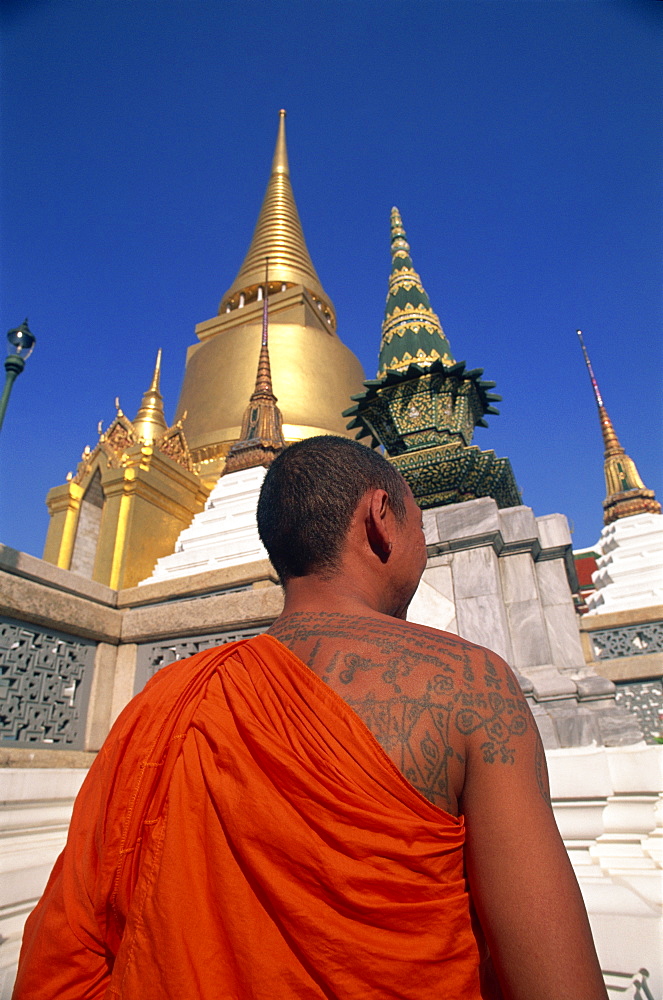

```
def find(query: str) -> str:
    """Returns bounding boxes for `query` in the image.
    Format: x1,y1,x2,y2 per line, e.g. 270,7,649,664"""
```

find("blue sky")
1,0,661,558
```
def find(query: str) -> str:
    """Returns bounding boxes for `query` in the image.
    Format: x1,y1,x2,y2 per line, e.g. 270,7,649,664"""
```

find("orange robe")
14,634,483,999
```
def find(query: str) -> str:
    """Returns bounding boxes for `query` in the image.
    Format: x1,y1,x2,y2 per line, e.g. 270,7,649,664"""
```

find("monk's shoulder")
270,611,515,699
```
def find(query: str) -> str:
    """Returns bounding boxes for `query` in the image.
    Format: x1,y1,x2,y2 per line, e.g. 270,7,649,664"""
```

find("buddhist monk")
14,435,608,1000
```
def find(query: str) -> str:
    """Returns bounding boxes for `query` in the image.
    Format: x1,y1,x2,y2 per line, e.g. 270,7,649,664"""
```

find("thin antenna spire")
577,330,603,407
262,258,269,347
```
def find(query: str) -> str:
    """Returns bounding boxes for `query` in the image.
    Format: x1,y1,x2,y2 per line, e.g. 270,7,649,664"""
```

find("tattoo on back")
269,613,531,811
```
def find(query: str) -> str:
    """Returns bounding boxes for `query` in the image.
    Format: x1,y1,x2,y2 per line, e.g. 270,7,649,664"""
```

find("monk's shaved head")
257,435,408,582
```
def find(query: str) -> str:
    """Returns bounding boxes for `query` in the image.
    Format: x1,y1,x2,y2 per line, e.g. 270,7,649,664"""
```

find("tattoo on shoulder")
268,613,532,808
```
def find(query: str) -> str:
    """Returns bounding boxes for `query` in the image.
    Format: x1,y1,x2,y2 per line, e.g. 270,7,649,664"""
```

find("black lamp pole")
0,319,36,433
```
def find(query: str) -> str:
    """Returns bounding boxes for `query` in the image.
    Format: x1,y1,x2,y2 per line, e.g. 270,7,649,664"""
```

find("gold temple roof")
218,110,336,330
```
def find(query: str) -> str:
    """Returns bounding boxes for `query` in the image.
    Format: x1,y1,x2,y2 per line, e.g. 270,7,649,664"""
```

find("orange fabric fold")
14,634,482,999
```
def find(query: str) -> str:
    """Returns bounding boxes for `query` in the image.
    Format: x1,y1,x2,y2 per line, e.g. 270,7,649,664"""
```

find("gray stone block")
543,602,586,669
548,704,602,747
530,704,561,749
505,599,553,669
591,704,644,747
536,513,572,551
535,559,573,607
498,505,539,545
500,552,539,604
575,675,616,699
452,546,503,599
455,593,513,662
520,665,578,700
434,497,500,545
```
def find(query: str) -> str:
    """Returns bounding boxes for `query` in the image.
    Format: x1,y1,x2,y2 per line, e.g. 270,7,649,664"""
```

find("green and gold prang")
345,362,520,510
377,208,455,378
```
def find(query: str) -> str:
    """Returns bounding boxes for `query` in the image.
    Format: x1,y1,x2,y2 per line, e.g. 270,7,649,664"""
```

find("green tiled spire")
377,207,455,378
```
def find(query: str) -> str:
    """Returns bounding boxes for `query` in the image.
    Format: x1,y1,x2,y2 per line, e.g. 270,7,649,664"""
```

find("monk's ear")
366,489,392,561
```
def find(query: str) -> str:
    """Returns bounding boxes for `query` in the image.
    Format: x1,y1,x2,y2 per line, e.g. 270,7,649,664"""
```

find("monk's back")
269,612,529,817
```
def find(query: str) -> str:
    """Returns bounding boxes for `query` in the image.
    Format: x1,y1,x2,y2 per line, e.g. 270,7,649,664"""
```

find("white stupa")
141,465,269,584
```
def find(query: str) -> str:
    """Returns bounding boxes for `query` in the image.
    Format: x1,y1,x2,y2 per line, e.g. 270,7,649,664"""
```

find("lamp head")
6,319,36,359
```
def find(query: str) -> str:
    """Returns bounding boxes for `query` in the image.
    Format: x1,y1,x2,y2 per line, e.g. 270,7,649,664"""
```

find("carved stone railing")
589,621,663,661
0,617,95,750
134,626,267,692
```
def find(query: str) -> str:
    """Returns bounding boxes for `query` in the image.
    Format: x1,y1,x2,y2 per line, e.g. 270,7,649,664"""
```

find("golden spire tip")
149,348,163,392
271,108,289,176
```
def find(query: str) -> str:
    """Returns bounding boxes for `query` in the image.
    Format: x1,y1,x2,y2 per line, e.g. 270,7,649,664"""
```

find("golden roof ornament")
72,352,195,482
131,349,169,445
224,260,287,475
577,330,660,524
218,110,336,330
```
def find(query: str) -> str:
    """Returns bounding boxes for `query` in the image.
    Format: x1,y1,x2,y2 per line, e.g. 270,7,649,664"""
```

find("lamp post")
0,319,36,433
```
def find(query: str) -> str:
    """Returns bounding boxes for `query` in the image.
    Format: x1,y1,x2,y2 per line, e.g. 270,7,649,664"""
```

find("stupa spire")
577,330,660,524
224,261,286,475
132,349,169,445
219,110,335,329
377,207,455,378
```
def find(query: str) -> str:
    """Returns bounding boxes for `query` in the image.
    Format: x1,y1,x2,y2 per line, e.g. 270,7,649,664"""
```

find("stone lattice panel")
589,621,663,660
134,626,267,693
0,617,95,748
614,679,663,743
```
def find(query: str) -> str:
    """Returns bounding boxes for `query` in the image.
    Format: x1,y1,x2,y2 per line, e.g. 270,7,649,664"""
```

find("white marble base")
140,465,269,584
586,513,663,614
547,743,663,999
0,769,87,1000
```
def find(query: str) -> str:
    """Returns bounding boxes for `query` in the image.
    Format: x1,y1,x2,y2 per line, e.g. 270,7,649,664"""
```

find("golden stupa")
175,110,366,485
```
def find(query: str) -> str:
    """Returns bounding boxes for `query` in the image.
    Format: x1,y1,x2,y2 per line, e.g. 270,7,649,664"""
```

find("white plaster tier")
586,512,663,614
139,465,268,584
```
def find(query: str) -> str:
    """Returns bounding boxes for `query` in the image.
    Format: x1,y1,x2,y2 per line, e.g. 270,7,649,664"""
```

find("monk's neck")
280,573,399,620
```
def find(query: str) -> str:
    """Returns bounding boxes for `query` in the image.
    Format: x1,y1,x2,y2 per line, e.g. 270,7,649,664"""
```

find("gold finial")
577,330,660,524
390,206,410,250
132,349,169,446
224,258,286,475
271,109,289,176
218,111,336,329
149,347,162,392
